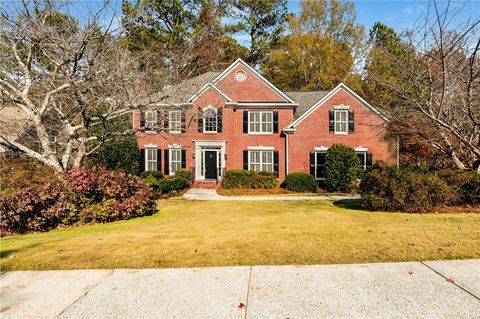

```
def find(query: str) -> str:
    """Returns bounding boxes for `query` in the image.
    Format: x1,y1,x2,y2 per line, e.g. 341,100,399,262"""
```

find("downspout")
396,135,400,168
285,133,289,175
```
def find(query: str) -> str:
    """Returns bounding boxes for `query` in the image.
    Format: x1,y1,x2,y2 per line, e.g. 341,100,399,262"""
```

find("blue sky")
289,0,480,34
28,0,480,44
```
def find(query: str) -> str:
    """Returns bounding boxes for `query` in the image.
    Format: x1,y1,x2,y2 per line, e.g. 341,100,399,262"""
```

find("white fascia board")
211,58,296,104
187,83,233,103
147,102,194,107
231,102,298,108
287,83,389,129
144,143,158,148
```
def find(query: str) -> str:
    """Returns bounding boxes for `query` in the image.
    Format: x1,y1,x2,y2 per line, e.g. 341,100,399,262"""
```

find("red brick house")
134,59,398,182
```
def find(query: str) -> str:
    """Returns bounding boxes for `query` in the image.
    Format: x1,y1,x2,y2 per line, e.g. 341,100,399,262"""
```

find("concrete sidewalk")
183,188,360,201
1,260,479,319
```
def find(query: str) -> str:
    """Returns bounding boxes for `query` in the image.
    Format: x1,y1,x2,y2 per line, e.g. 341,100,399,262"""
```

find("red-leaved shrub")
0,167,156,236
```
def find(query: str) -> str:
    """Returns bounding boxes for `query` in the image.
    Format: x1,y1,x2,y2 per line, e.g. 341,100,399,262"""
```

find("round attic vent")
235,71,247,81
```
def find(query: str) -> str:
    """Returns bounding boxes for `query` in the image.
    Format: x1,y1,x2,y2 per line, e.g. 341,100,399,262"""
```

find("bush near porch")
221,170,277,189
140,169,191,196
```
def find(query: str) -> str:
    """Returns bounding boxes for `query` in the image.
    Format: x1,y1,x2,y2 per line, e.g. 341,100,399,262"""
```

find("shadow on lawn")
333,199,364,211
0,244,40,259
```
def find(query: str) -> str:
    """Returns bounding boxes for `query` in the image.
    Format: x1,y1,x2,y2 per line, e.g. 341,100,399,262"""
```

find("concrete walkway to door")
1,260,479,318
183,188,360,201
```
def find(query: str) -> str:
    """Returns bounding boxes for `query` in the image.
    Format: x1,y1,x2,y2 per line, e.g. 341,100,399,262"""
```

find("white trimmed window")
169,110,182,133
249,150,273,172
334,110,348,134
249,111,273,133
169,148,182,175
204,109,217,133
145,110,157,130
146,148,157,171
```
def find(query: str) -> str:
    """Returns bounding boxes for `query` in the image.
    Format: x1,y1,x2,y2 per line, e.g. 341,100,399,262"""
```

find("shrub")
325,144,362,192
437,169,480,205
360,166,452,212
174,168,191,181
284,172,317,192
158,176,191,195
0,167,156,236
140,171,164,180
0,157,57,196
222,170,276,189
460,175,480,205
83,135,139,174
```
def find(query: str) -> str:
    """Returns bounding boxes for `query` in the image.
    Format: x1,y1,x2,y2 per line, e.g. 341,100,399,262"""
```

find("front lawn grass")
1,199,479,270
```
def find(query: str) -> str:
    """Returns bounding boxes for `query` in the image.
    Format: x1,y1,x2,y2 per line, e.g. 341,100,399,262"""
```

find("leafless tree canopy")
0,0,195,172
367,0,480,170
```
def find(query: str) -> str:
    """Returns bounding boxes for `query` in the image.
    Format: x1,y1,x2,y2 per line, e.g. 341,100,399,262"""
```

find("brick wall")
287,89,397,174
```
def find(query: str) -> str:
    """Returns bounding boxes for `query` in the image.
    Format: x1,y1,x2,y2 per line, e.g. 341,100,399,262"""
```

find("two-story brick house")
133,58,398,183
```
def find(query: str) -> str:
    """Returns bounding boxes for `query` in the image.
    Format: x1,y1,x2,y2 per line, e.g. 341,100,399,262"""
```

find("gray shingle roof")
286,91,329,119
147,71,221,105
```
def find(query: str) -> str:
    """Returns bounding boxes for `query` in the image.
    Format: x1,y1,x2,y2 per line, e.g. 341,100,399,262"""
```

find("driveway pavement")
183,188,360,201
1,260,479,318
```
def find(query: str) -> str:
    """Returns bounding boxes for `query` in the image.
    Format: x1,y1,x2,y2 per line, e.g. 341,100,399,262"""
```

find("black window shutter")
164,149,169,175
366,152,373,168
348,110,355,134
139,148,145,172
156,149,162,172
164,111,170,130
140,111,145,131
243,150,249,170
198,109,203,133
273,151,279,177
310,151,315,176
217,108,222,133
181,111,186,132
329,110,334,133
156,111,161,132
243,111,248,133
273,111,279,133
181,149,186,168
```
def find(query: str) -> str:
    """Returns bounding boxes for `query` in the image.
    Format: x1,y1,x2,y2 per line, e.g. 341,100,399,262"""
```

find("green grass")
1,199,479,270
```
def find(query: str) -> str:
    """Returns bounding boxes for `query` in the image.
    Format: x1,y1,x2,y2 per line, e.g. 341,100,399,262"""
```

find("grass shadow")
0,244,40,259
332,199,364,211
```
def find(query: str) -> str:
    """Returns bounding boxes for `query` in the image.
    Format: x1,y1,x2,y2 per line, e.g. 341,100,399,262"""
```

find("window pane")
204,109,217,132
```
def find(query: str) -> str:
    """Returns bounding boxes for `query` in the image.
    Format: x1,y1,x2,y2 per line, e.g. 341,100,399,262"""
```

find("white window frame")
169,148,182,175
168,110,182,134
248,111,273,134
145,148,158,171
248,150,274,172
334,109,348,134
203,108,217,133
145,110,157,130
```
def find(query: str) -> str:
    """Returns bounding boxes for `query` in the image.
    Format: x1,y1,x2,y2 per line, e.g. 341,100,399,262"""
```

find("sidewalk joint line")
420,261,480,301
54,270,114,318
244,266,253,319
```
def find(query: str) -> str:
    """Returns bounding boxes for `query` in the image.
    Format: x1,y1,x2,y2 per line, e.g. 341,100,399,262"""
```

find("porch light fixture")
224,153,228,160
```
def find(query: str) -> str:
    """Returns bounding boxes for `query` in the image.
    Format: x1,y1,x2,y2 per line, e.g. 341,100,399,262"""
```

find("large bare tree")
0,0,194,173
364,0,480,171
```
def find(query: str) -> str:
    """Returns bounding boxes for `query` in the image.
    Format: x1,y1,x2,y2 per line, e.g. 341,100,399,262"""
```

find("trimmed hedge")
284,172,317,192
222,170,276,189
325,144,362,192
437,169,480,205
0,167,156,236
360,166,453,212
139,169,191,195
